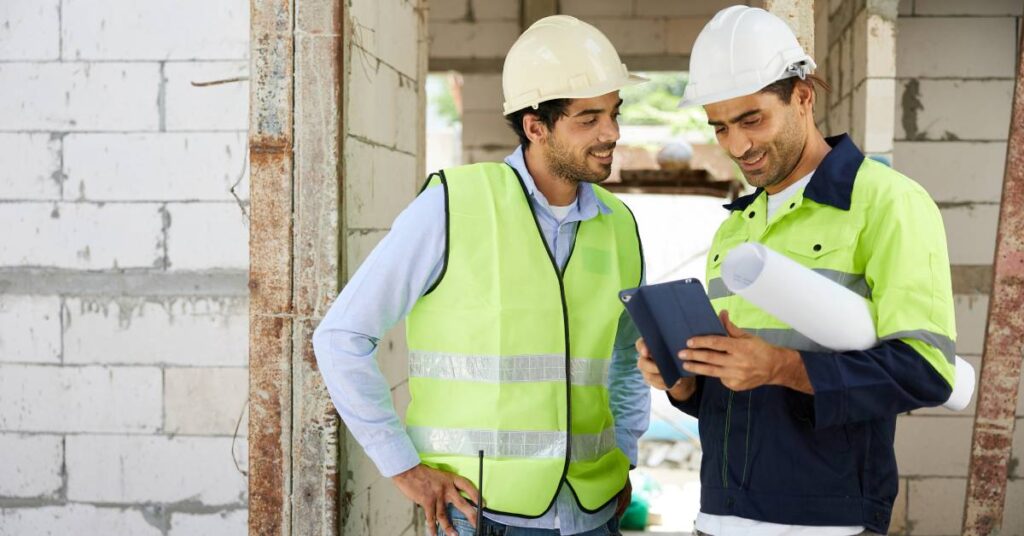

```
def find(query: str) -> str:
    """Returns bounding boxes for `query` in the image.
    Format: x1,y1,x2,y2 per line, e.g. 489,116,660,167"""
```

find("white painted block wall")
0,0,250,533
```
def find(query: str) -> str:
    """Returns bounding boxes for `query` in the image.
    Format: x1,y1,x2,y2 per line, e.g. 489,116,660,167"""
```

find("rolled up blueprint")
720,242,975,411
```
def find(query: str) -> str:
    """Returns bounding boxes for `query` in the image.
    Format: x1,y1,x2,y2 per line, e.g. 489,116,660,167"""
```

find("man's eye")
582,118,597,126
743,118,761,127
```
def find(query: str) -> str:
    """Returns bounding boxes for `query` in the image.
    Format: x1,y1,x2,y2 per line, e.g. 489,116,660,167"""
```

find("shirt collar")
504,145,613,219
723,133,865,212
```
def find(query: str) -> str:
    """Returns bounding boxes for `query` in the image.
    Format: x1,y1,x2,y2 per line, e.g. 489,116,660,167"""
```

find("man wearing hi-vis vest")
313,15,650,536
636,6,956,536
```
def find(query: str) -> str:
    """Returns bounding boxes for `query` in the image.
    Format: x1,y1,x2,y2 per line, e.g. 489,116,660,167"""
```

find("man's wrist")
774,348,814,394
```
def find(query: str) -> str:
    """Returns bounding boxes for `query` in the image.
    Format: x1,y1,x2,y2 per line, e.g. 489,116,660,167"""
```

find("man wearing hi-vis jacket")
313,15,650,536
636,6,957,536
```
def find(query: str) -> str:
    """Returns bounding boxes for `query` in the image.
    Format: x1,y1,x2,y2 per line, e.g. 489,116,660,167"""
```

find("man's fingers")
682,360,724,378
682,349,728,366
448,490,478,529
423,501,437,533
452,475,481,506
720,310,750,338
635,337,649,358
686,335,733,353
435,498,455,536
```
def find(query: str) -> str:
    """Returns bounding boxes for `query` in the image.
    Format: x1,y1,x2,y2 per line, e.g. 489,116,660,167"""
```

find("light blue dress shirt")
312,146,650,534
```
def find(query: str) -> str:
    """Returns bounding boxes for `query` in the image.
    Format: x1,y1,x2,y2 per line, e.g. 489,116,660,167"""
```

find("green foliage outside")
619,72,715,142
430,73,460,126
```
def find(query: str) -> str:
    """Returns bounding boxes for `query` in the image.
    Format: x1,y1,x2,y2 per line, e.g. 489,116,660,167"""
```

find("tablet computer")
619,278,726,387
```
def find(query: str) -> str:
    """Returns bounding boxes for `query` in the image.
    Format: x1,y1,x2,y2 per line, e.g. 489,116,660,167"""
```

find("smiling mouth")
740,152,766,170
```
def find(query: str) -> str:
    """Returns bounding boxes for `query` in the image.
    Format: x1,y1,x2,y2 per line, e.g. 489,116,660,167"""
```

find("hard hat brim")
503,72,649,115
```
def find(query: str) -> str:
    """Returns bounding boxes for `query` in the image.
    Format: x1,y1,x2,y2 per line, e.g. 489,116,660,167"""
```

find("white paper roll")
721,242,974,411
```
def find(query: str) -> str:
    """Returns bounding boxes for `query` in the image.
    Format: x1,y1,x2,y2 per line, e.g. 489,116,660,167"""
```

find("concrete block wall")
342,0,424,533
0,0,250,534
890,1,1023,534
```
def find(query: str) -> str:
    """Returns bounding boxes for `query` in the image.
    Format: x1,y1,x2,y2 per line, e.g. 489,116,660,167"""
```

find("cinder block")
61,0,247,60
0,133,62,200
165,367,248,435
0,63,160,131
940,203,1000,265
472,0,518,20
890,478,908,534
666,17,706,55
344,469,417,535
66,435,247,505
827,95,851,137
169,510,247,536
345,138,418,230
461,110,518,148
164,62,249,131
460,74,503,113
897,17,1016,78
0,0,59,60
907,477,967,535
428,21,519,59
954,294,989,356
852,11,896,83
851,78,895,155
898,0,913,17
894,142,1007,204
590,19,667,56
64,133,248,202
347,54,420,154
896,80,1014,141
345,229,388,278
1006,478,1024,532
351,0,419,77
427,0,468,21
635,0,736,16
376,320,410,390
895,416,973,477
560,0,632,17
914,0,1024,16
0,202,164,269
0,433,63,498
0,295,61,364
0,505,162,536
64,296,248,367
0,364,161,433
165,202,249,270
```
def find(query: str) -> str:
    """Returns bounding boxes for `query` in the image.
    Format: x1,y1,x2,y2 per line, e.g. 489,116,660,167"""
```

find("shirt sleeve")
311,186,446,477
608,273,651,467
801,188,956,428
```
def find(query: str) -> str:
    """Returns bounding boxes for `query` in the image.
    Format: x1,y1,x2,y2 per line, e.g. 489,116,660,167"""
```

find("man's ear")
523,113,549,145
794,80,815,111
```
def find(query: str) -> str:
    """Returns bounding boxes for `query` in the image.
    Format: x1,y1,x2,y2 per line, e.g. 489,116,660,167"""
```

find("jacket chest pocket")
781,223,858,264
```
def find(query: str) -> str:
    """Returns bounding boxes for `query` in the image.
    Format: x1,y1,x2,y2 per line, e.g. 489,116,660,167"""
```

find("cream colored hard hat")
679,5,816,108
502,15,647,115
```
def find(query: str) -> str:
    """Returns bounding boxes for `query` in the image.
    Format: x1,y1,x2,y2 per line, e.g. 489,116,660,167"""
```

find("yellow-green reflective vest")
706,157,957,386
405,162,643,516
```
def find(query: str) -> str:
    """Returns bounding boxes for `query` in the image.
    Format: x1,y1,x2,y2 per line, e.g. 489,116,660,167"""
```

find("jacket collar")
723,134,865,212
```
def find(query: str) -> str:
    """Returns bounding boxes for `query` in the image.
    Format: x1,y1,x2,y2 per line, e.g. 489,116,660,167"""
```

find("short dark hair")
759,74,832,103
504,99,572,147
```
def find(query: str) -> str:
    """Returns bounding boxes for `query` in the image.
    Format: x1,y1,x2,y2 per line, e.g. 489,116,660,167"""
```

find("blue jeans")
438,504,621,536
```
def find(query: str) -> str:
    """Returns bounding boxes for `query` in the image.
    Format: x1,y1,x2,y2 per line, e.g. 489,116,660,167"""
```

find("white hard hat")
679,5,816,108
502,15,647,115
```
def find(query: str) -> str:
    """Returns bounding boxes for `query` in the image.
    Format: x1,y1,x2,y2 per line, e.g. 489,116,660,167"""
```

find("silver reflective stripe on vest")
707,270,871,301
409,351,610,386
408,425,617,462
882,330,956,365
746,328,831,352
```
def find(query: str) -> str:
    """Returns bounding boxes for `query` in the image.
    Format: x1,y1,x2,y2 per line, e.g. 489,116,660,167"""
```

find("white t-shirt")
696,171,865,536
549,203,573,222
766,172,813,219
